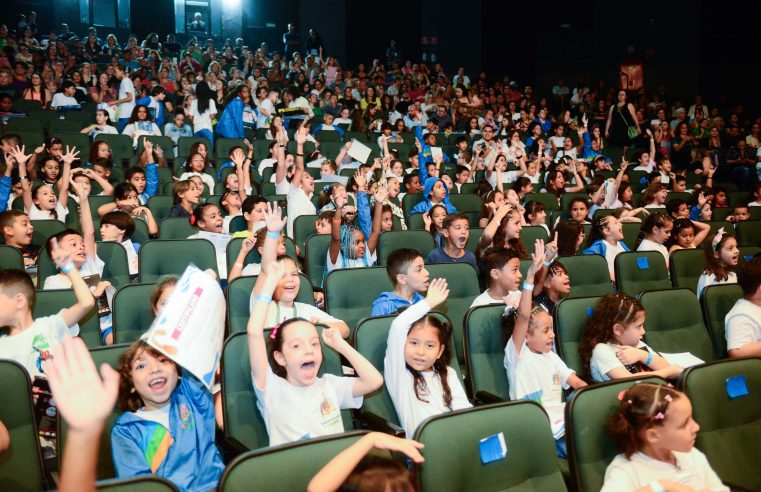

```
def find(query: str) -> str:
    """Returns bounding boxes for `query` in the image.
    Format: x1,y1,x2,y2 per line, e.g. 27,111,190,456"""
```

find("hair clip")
654,412,665,420
323,184,330,193
664,394,673,403
503,306,518,317
269,323,281,340
617,389,628,401
189,214,196,225
627,400,632,404
712,227,726,251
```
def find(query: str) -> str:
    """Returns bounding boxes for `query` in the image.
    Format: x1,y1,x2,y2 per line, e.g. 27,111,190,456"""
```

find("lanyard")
274,302,298,323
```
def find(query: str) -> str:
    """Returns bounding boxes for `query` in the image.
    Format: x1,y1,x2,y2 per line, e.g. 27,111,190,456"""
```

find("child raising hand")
249,260,382,446
384,277,472,437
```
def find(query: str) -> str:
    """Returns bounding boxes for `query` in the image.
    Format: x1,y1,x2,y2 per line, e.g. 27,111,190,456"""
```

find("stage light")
223,0,239,6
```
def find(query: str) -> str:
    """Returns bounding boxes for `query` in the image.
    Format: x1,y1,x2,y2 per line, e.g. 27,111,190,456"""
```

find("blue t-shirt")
425,248,478,271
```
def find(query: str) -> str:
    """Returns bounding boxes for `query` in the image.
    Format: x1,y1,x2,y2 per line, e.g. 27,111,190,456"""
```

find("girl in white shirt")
636,213,673,268
384,278,472,438
502,241,586,456
178,152,215,194
601,383,728,492
579,293,684,383
696,230,739,299
247,252,382,447
20,146,77,223
187,203,231,279
121,105,161,145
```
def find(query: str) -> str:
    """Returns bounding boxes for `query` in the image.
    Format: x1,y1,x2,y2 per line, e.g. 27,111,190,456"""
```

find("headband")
712,227,726,251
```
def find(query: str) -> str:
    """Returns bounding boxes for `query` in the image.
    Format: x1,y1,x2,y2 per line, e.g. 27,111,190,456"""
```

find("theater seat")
557,255,613,298
138,239,218,283
700,283,743,359
614,251,671,297
463,304,510,402
553,296,601,375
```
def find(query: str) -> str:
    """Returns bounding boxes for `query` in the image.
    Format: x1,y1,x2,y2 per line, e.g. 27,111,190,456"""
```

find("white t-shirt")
253,366,362,446
724,298,761,352
117,77,135,120
487,171,522,188
189,98,217,133
504,337,574,438
0,313,79,379
178,172,215,195
696,271,737,299
326,248,377,274
470,289,520,309
285,183,317,238
89,125,118,137
253,301,339,329
27,202,68,223
240,262,261,277
602,240,626,276
188,231,231,279
50,93,80,109
601,449,728,492
258,158,277,175
257,99,275,128
384,300,471,437
121,239,139,275
591,341,655,382
637,239,669,268
134,405,171,429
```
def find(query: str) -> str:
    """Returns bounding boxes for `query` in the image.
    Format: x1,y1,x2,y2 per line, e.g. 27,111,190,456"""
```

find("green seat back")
408,213,426,230
401,193,424,218
0,245,23,270
304,234,331,288
639,288,714,362
566,377,666,492
700,284,743,360
147,195,174,223
30,219,67,252
7,117,44,133
0,360,45,491
448,193,482,212
88,195,115,219
621,222,641,251
225,274,313,334
324,267,392,330
558,255,614,298
414,401,567,491
466,227,484,254
463,305,509,401
54,131,92,156
614,251,671,297
426,263,480,365
96,476,179,491
158,217,197,240
679,358,761,491
554,296,600,376
219,432,367,492
378,230,435,266
520,226,550,256
353,312,460,432
736,220,761,247
34,289,101,347
215,138,246,160
138,239,218,283
524,192,558,211
728,191,751,208
112,283,157,343
135,136,175,159
313,129,341,142
739,246,761,264
221,329,351,451
559,192,588,211
57,344,129,480
701,220,734,247
293,214,318,252
670,248,705,292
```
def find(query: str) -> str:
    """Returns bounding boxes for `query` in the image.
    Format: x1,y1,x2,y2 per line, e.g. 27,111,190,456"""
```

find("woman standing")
605,90,639,149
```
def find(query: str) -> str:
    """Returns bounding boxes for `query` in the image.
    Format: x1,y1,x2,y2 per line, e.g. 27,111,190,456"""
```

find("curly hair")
406,315,454,409
578,293,645,382
605,382,683,458
636,212,672,249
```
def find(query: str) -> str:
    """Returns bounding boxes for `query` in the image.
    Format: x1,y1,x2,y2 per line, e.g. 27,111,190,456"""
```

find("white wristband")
522,282,534,291
648,481,665,492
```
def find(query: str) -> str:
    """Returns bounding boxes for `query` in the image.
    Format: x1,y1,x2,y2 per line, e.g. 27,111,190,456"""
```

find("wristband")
648,481,665,492
296,153,304,157
254,294,272,304
522,282,534,291
543,260,553,267
61,262,75,274
644,350,654,367
266,231,280,240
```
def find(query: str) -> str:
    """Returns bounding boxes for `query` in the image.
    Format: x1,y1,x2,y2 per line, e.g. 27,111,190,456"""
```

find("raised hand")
42,337,119,434
321,326,347,351
240,235,256,253
425,278,449,309
374,185,389,204
8,145,32,165
531,239,545,273
231,147,246,166
353,170,367,189
367,432,425,463
143,138,153,153
264,201,287,233
50,237,74,270
61,146,80,165
295,127,308,145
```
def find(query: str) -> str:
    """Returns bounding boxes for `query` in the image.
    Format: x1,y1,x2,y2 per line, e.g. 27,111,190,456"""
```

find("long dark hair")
195,81,214,114
406,316,454,409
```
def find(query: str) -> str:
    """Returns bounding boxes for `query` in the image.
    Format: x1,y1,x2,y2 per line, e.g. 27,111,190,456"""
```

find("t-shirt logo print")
32,334,53,373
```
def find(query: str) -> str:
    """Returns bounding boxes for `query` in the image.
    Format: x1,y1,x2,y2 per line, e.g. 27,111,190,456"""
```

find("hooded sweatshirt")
410,176,458,215
371,291,425,316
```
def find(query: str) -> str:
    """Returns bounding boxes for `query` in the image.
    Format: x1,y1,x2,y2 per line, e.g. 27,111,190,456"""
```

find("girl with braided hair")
325,186,384,275
601,383,727,492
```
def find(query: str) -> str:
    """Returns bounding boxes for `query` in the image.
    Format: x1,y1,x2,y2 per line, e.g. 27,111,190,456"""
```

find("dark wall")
345,0,422,67
298,0,346,63
421,0,481,74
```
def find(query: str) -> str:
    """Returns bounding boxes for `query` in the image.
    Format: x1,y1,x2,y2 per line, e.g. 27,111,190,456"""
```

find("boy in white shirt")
256,89,279,129
112,65,135,132
725,255,761,358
